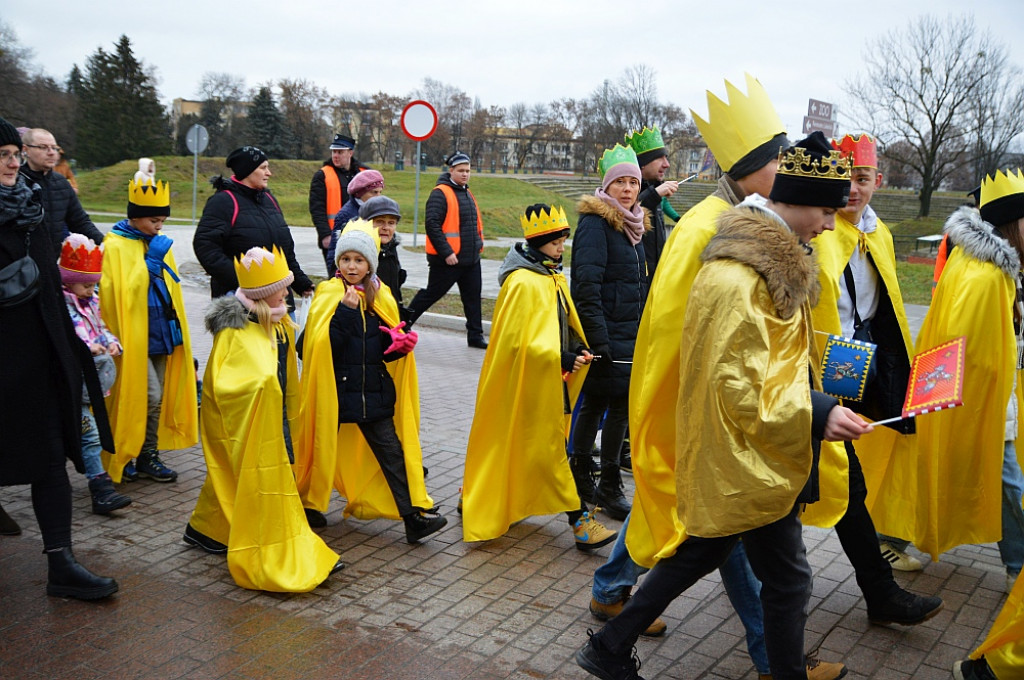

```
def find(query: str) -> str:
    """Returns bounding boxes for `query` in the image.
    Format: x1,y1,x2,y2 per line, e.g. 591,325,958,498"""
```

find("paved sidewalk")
0,226,1000,680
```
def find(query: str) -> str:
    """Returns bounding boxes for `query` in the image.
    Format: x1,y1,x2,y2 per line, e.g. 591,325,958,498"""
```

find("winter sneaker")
122,461,138,482
593,463,631,521
867,587,943,626
574,511,617,552
304,508,327,528
404,509,448,544
136,449,177,483
575,630,645,680
804,652,848,680
879,542,923,571
183,523,228,554
953,658,997,680
589,595,666,637
88,474,132,515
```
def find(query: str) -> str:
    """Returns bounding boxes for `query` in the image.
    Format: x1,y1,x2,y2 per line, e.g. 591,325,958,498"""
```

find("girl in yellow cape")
100,179,197,484
294,219,447,543
461,204,616,549
910,169,1024,584
183,246,342,592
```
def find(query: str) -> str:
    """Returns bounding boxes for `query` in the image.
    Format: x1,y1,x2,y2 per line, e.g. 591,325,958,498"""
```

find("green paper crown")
597,144,639,178
624,126,664,155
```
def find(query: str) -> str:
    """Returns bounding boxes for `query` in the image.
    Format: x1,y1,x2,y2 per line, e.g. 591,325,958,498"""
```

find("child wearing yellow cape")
184,247,342,592
295,219,447,543
461,204,616,549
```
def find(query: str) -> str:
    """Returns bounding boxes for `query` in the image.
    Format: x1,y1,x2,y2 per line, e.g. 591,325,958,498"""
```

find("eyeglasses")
24,144,60,153
0,150,21,165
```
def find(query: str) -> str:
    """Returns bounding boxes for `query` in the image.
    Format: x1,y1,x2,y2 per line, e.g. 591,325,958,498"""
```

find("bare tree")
967,63,1024,182
278,78,332,159
845,14,1023,216
619,64,659,132
194,72,247,155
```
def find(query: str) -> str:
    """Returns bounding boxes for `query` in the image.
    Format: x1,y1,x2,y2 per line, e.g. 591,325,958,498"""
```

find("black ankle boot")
46,547,118,600
403,510,447,544
594,463,631,521
0,502,21,536
88,474,132,515
570,455,598,503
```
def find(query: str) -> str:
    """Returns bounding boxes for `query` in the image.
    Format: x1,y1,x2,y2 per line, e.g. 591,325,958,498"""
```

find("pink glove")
380,322,419,355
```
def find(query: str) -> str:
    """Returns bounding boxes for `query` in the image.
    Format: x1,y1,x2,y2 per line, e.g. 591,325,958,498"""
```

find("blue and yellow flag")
820,335,876,401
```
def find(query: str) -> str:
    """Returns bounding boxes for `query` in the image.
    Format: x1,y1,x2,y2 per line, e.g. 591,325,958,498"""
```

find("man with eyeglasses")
20,128,104,249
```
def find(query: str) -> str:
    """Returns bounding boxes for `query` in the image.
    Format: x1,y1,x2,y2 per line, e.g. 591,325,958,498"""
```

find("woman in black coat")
0,117,117,600
569,145,649,521
193,146,314,299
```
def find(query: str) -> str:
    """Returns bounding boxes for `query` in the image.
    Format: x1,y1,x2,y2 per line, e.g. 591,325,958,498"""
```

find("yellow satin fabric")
973,573,1024,676
461,268,588,541
675,259,815,537
294,278,432,520
99,233,197,482
809,213,914,531
910,249,1022,558
190,320,338,592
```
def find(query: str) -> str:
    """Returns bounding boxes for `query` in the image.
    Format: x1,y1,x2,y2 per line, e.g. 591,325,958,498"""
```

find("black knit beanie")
226,146,268,180
0,117,22,148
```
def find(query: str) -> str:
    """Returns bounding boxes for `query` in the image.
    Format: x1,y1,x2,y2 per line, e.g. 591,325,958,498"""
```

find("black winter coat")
639,180,669,284
193,177,314,298
19,166,104,251
329,299,404,423
308,159,369,242
378,239,406,305
424,172,482,266
570,195,649,397
0,179,112,485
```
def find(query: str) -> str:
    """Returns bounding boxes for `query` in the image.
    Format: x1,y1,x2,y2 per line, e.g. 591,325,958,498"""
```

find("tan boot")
589,594,667,637
758,656,848,680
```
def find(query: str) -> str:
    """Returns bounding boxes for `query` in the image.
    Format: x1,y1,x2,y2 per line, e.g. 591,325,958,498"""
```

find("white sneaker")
880,542,924,571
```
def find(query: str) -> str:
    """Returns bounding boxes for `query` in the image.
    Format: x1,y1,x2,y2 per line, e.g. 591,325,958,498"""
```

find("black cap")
226,146,268,181
0,117,21,148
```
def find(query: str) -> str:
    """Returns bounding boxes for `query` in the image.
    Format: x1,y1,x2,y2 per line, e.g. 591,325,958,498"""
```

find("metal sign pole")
412,140,422,247
192,145,199,225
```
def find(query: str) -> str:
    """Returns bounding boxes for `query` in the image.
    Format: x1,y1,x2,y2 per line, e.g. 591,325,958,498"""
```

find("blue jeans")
591,514,770,674
1000,440,1024,575
80,406,105,479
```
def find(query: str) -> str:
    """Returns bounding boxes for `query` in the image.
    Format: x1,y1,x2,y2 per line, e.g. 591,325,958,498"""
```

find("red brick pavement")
0,279,1011,679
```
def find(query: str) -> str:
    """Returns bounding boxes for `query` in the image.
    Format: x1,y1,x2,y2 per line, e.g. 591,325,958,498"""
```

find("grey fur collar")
205,295,248,334
702,205,820,319
944,206,1020,277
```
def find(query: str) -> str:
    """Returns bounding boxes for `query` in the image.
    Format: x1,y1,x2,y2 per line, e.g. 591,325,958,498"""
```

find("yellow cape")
461,267,588,541
294,278,432,520
99,231,197,482
972,573,1024,675
907,249,1023,558
190,317,338,592
809,213,913,532
625,195,849,568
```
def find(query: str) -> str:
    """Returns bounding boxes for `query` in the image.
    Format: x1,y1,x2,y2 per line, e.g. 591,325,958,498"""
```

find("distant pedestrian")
309,133,370,272
325,168,385,276
360,195,407,309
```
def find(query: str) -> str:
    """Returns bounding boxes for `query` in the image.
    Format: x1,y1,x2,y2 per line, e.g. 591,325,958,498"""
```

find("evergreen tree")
74,35,169,168
245,86,292,158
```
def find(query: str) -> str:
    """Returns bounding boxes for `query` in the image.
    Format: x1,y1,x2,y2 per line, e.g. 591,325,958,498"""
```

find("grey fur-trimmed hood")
204,295,248,335
577,194,652,234
944,206,1020,277
702,205,821,319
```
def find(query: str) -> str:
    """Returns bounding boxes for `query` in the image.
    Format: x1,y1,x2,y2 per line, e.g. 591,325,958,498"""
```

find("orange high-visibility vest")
425,184,483,256
323,167,342,230
932,234,950,296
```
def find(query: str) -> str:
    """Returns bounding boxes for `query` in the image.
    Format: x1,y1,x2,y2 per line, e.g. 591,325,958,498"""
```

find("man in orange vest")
406,152,487,349
308,133,369,273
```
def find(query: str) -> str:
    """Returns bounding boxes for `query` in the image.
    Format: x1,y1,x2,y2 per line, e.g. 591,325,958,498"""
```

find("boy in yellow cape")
100,179,196,483
183,247,342,592
295,219,445,543
461,204,615,548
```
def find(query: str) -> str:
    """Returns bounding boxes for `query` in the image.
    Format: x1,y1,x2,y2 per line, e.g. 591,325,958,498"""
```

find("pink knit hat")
347,170,385,198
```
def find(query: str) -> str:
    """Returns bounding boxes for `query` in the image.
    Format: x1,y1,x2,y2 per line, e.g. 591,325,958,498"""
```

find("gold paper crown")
690,73,785,173
128,178,170,208
340,218,381,251
980,168,1024,208
234,246,291,291
521,206,569,240
777,147,851,181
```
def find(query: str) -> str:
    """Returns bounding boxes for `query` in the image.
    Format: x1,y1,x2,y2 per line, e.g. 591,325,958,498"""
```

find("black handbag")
0,231,39,308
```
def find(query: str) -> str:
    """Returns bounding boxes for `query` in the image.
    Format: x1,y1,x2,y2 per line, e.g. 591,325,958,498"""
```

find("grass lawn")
74,157,575,238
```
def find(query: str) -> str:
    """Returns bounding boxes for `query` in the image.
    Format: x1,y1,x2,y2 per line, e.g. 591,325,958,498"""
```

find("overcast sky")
6,1,1023,137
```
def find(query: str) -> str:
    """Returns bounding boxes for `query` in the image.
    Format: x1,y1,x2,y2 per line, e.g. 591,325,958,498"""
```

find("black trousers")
836,442,898,605
29,421,73,550
572,391,629,466
358,418,415,517
591,505,811,680
407,260,484,340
